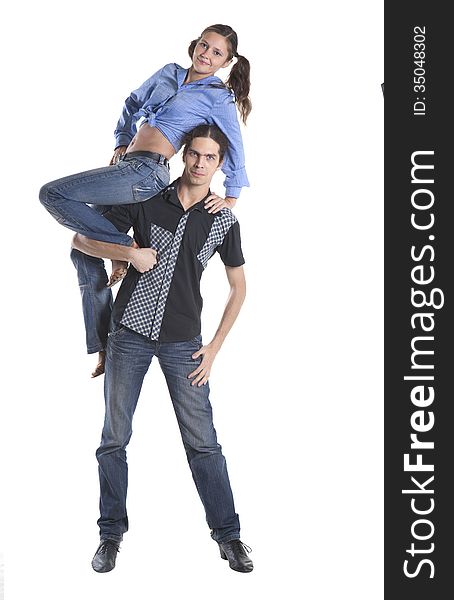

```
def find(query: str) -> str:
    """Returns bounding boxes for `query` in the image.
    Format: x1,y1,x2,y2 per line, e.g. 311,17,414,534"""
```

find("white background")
1,1,383,598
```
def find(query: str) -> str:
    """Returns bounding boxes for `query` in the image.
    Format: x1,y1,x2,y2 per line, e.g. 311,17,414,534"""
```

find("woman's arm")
113,65,167,149
210,93,250,200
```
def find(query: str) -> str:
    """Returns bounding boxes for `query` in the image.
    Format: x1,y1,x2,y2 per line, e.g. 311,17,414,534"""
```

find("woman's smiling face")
190,31,232,78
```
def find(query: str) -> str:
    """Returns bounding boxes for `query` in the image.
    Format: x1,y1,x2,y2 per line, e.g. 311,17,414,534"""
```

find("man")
72,125,253,574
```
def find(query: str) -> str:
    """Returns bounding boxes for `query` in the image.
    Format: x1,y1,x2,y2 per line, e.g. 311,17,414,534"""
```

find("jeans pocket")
132,165,169,203
155,164,170,188
108,325,127,338
123,157,146,172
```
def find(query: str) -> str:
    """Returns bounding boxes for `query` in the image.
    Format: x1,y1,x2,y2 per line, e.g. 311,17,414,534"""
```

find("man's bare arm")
188,265,246,386
72,233,157,273
210,265,246,350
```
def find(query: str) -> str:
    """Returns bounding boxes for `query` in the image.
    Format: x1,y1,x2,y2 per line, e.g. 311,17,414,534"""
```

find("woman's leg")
70,248,113,355
40,157,169,370
39,156,169,243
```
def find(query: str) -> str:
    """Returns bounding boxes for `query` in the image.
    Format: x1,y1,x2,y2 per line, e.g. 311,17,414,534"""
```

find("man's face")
183,137,222,188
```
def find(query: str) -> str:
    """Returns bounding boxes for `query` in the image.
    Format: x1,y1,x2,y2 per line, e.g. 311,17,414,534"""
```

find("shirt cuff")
115,133,133,148
225,187,241,199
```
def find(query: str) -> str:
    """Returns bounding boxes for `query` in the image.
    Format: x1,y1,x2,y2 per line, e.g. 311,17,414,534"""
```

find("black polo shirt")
104,179,245,342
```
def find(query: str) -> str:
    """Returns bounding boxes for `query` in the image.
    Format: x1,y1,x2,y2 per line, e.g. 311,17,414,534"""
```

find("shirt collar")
163,179,210,213
175,64,223,88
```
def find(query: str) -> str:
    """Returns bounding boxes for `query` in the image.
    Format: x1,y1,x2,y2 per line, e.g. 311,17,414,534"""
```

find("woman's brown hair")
188,24,252,124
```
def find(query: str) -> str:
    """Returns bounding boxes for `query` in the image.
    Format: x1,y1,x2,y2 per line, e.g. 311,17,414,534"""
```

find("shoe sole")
91,562,116,573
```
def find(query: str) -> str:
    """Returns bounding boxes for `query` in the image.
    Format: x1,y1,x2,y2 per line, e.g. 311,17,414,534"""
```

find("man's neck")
177,177,209,211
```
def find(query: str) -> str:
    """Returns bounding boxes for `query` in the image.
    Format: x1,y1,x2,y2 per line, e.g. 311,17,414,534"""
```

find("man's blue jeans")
96,326,241,544
39,155,170,353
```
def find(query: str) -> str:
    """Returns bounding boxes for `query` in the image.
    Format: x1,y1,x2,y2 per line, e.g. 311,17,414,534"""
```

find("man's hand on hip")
188,342,220,387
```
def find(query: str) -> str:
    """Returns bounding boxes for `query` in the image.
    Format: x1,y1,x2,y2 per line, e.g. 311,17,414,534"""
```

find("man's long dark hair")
182,125,229,161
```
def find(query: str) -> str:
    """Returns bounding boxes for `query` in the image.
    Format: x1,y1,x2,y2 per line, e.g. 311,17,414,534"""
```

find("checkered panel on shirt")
149,213,189,340
120,223,174,337
197,209,237,269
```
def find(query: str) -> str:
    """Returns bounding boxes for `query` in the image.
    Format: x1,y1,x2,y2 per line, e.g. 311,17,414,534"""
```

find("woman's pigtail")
227,54,252,124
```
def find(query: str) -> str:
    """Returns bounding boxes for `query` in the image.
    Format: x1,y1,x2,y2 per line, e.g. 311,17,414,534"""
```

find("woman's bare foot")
107,260,128,288
91,351,106,378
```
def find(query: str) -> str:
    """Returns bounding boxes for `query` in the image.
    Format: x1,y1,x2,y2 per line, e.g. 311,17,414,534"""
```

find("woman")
40,24,251,377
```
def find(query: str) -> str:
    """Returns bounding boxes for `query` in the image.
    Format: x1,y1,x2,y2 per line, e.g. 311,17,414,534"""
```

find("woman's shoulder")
214,87,236,109
210,79,235,101
156,62,177,73
152,63,185,78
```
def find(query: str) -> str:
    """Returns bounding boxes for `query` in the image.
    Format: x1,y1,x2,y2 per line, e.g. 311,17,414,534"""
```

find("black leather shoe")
91,539,120,573
218,540,253,573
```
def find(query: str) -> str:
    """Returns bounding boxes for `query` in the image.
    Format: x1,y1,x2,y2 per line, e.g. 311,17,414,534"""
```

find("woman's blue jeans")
39,155,170,353
97,326,241,543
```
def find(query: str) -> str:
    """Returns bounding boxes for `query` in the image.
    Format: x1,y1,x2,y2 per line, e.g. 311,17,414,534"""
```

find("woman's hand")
110,146,128,165
204,194,237,214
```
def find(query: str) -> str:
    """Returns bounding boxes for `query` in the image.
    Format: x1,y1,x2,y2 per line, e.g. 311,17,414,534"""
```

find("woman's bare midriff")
126,124,176,159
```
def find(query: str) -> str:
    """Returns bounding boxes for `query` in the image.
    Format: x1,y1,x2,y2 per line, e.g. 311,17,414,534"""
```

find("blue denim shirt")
114,63,249,198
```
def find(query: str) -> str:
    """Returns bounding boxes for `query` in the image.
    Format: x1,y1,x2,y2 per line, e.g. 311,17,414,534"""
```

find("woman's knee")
39,182,51,205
